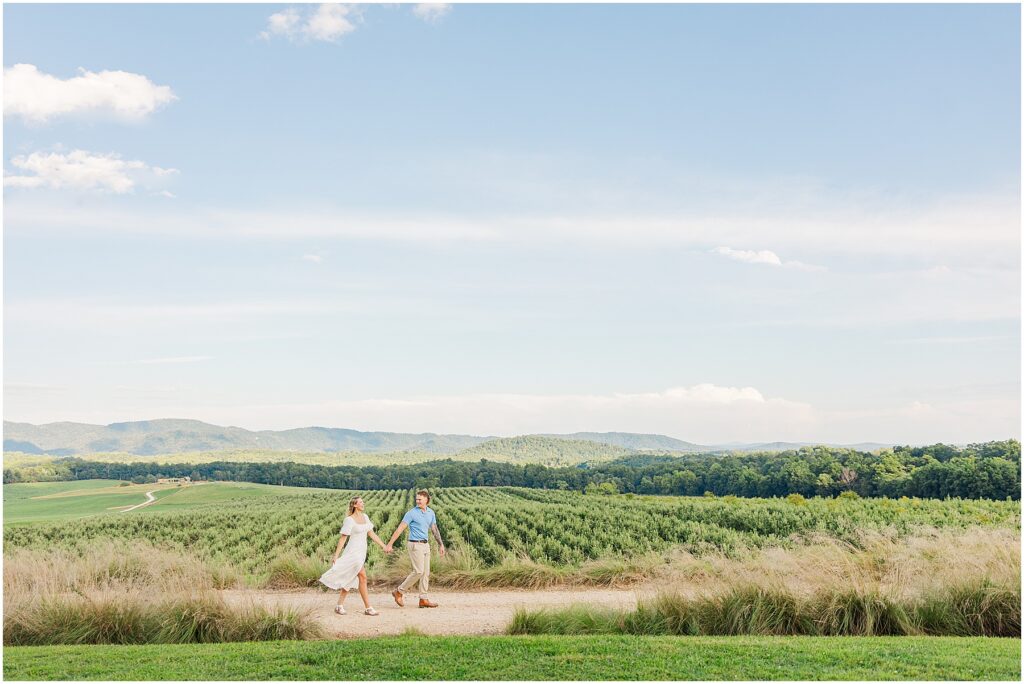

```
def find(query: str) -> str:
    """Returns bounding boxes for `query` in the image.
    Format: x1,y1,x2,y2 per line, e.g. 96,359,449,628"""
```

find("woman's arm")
368,529,387,550
332,534,349,562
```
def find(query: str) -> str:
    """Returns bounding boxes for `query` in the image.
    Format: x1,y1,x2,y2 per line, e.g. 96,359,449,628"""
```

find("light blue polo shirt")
402,506,437,541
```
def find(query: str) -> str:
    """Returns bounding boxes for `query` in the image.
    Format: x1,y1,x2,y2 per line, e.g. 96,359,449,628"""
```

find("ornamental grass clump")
263,554,324,589
505,579,1021,638
3,591,323,646
914,582,1021,637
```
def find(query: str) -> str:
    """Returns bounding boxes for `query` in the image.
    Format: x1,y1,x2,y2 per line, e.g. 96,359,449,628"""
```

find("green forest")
4,440,1018,500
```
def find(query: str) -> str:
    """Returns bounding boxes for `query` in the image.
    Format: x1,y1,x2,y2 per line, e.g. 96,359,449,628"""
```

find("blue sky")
3,3,1020,443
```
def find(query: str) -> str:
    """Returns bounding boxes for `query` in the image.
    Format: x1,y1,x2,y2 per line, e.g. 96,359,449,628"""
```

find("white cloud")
15,384,1013,445
265,7,302,37
412,4,452,23
4,63,176,124
302,254,324,264
3,149,177,194
713,246,825,272
714,246,783,266
4,381,1017,444
261,4,360,43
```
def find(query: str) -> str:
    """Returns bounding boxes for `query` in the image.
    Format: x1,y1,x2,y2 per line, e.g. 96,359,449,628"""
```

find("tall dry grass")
508,582,1021,637
652,527,1020,599
3,541,322,645
4,540,242,595
507,528,1022,637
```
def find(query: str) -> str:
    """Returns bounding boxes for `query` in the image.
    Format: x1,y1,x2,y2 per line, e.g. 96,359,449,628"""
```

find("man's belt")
410,539,429,543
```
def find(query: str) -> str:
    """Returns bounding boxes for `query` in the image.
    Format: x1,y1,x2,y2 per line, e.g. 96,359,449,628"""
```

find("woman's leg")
336,589,348,606
357,569,370,608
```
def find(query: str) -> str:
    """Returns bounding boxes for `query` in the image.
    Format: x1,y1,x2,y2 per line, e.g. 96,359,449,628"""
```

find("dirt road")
222,588,652,638
120,490,157,512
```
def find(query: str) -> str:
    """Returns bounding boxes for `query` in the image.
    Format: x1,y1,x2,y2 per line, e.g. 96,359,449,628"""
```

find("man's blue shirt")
402,506,436,541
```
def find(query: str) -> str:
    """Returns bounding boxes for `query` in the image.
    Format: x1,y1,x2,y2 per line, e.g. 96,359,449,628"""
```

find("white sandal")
364,607,379,616
334,605,346,615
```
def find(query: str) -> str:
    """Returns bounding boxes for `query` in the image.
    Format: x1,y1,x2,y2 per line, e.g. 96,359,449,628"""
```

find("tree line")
3,440,1019,500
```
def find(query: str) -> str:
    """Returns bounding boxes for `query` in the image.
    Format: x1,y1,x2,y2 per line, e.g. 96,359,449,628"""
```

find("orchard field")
4,482,1018,582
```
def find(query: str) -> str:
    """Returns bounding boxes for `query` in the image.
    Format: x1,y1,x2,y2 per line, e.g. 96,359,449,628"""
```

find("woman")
319,496,388,615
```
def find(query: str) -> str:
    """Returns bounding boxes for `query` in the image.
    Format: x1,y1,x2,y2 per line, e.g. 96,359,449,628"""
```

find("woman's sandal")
364,607,379,616
334,605,346,615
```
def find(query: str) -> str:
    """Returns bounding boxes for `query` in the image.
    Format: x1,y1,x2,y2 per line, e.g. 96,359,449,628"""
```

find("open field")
3,480,334,524
4,477,1019,681
5,635,1020,680
4,483,1019,584
2,480,188,524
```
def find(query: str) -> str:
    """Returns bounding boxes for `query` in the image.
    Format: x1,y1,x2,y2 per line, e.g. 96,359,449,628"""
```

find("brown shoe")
419,598,438,608
392,590,405,607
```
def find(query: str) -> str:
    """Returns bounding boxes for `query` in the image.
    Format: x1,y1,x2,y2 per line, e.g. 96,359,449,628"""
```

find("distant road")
121,490,157,513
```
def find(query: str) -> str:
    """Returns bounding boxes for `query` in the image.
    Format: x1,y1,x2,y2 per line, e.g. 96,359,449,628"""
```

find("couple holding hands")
319,490,445,615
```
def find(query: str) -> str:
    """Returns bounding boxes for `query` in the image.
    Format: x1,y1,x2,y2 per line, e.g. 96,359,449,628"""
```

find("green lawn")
3,479,126,501
3,480,338,524
3,636,1020,680
143,481,336,510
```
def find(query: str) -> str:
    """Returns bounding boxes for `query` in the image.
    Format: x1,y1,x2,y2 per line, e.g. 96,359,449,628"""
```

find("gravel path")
222,588,652,638
120,490,157,512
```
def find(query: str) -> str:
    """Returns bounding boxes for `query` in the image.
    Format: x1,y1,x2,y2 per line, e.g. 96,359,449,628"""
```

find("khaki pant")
398,541,430,596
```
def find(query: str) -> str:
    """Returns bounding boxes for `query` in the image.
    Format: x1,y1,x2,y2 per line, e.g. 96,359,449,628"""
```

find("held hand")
384,543,393,554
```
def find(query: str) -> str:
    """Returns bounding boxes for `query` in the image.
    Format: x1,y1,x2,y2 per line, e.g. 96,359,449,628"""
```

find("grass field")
4,635,1020,680
2,480,330,524
2,480,184,523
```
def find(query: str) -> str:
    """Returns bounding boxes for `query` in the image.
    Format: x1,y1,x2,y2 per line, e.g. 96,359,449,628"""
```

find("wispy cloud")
886,335,1010,345
4,382,68,394
4,149,178,194
4,64,176,124
713,246,825,272
7,194,1013,262
19,383,1012,445
261,4,360,43
412,4,452,23
302,254,323,264
128,356,214,365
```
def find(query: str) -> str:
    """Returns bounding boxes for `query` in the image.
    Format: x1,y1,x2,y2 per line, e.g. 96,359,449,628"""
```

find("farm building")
156,476,191,484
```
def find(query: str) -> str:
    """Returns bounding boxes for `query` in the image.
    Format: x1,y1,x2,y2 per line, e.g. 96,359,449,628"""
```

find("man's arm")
430,523,446,556
385,521,408,551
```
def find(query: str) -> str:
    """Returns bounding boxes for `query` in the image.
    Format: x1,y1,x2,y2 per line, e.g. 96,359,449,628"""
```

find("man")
385,489,445,608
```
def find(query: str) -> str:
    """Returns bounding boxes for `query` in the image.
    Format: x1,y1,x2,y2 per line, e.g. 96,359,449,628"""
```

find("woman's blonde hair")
348,497,362,515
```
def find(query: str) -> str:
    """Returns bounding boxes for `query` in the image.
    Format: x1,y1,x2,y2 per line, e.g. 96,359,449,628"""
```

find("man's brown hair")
416,489,431,503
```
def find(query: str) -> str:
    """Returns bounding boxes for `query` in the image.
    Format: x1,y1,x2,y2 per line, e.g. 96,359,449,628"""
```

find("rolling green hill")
4,419,896,459
3,436,645,471
457,435,635,465
3,419,488,456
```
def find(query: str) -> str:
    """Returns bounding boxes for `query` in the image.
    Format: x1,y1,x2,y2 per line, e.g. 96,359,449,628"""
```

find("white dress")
319,515,373,590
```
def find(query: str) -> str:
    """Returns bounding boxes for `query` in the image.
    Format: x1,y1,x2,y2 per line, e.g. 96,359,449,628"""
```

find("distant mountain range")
2,419,893,457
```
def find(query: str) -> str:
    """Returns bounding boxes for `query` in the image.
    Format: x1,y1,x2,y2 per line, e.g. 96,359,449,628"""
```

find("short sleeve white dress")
319,514,374,590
